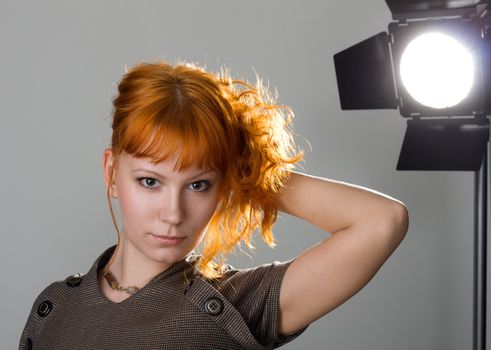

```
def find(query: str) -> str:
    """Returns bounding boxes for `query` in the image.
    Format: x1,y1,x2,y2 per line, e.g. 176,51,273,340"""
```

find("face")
103,149,222,266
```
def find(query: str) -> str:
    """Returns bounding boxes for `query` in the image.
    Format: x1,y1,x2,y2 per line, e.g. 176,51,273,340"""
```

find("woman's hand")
272,171,409,334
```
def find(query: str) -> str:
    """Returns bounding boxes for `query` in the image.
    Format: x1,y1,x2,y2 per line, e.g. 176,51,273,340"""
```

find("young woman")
19,60,409,350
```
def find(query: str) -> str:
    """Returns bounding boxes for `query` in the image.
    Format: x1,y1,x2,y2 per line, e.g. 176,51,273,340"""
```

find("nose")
159,189,185,225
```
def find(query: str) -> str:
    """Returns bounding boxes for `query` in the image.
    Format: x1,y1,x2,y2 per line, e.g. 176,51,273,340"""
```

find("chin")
147,244,191,263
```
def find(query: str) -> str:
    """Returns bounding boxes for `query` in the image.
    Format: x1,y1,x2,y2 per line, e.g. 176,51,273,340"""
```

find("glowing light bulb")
399,32,474,109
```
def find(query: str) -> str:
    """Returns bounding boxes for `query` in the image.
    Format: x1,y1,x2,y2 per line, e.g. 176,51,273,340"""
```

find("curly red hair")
106,59,304,280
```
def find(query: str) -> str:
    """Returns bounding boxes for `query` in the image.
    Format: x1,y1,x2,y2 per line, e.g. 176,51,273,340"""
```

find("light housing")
333,0,491,171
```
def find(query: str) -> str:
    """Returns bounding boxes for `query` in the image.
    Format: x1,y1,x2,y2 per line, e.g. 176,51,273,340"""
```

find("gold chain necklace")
103,269,140,295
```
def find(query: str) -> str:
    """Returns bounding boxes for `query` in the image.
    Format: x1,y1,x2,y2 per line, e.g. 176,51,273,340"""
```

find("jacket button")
65,273,83,287
25,337,33,350
37,300,53,317
204,297,223,316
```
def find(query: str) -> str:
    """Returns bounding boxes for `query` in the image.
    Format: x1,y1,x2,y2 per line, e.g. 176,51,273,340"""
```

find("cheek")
117,185,155,223
193,196,220,223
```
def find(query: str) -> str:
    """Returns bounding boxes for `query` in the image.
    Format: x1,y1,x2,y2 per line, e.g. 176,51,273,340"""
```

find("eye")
137,177,160,189
189,180,211,192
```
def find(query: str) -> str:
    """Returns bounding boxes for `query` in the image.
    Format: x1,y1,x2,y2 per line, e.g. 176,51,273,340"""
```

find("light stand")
474,144,487,350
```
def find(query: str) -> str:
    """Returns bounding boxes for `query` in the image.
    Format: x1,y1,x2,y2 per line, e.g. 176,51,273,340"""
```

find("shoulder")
32,272,85,312
215,259,294,296
28,271,87,319
210,258,308,347
19,272,86,348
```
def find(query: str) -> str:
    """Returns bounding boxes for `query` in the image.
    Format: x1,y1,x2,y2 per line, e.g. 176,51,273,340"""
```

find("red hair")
106,60,304,280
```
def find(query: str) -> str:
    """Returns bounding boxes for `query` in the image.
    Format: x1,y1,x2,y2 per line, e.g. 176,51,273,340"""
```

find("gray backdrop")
2,1,489,349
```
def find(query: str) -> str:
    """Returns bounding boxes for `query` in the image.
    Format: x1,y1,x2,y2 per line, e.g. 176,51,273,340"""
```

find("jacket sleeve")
218,257,309,348
18,280,64,350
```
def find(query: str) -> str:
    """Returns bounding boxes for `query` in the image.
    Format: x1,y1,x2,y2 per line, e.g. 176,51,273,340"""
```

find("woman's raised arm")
273,171,409,334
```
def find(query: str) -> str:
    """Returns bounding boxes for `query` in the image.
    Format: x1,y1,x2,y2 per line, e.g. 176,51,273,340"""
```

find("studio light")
333,2,490,350
333,0,491,171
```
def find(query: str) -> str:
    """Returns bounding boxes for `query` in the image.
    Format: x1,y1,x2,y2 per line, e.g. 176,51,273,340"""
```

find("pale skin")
274,173,409,334
100,149,223,303
101,148,409,334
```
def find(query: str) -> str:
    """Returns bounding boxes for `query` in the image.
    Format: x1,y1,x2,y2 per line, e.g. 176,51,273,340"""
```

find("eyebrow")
131,168,215,180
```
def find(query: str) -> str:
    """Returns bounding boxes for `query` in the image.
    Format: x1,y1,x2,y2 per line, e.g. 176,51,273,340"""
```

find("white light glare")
400,32,474,109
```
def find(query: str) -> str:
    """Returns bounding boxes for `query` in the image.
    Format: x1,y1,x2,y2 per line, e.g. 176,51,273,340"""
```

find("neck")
104,238,174,289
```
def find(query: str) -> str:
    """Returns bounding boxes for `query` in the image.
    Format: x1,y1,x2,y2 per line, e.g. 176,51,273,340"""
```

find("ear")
102,148,118,198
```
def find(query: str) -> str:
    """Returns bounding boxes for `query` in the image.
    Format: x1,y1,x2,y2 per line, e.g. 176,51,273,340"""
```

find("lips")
150,233,186,246
153,234,186,239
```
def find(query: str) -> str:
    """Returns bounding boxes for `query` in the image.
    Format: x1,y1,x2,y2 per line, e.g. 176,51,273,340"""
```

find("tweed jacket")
19,244,309,350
